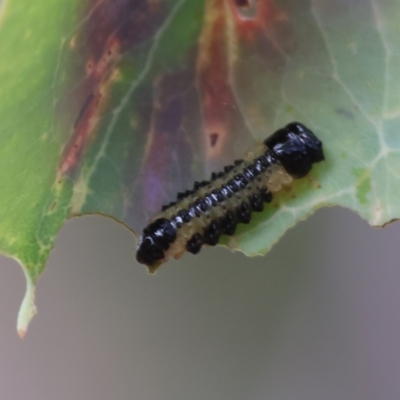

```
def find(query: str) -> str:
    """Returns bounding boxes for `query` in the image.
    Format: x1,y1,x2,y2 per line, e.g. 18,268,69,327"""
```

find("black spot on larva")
172,214,183,228
188,203,201,218
224,165,234,173
204,194,217,207
211,171,225,180
194,180,209,190
253,160,265,174
177,190,193,200
221,186,233,198
227,179,240,193
243,166,255,180
212,189,225,202
265,152,277,166
234,173,248,189
186,233,203,254
161,201,177,211
204,221,221,246
254,155,273,172
136,122,324,270
178,209,191,223
249,193,263,212
220,210,237,236
251,165,261,175
261,155,273,168
260,188,273,203
236,202,251,224
195,198,209,212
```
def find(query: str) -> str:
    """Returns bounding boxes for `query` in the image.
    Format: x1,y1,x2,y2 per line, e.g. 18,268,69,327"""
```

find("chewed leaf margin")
0,0,400,334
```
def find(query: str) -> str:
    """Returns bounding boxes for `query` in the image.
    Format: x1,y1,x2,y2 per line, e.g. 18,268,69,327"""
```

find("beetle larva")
136,122,324,272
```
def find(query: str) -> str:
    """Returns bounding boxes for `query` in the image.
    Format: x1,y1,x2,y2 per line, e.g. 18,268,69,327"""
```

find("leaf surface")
0,0,399,334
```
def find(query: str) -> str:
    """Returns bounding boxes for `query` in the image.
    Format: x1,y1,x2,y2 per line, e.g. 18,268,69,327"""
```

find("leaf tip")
16,267,37,338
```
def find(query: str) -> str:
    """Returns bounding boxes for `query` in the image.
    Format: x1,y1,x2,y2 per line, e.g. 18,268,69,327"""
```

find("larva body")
136,122,324,272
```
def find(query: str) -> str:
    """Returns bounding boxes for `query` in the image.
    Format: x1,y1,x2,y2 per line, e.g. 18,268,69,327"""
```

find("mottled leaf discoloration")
1,0,400,333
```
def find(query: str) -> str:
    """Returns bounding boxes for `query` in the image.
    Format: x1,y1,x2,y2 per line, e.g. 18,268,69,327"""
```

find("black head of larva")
136,218,177,270
264,122,324,178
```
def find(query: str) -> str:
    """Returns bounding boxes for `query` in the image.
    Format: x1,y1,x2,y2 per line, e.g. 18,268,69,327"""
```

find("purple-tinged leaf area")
61,0,206,229
1,0,400,333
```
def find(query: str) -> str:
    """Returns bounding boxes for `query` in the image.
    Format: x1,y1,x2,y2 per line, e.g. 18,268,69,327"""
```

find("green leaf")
1,0,399,334
225,0,400,254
